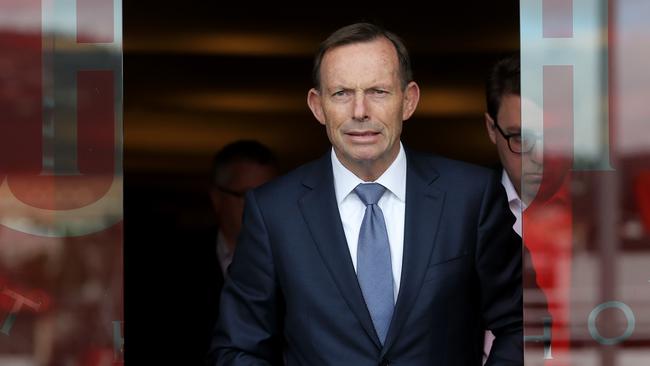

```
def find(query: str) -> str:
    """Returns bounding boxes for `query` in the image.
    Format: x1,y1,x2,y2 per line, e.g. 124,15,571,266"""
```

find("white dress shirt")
216,231,234,278
331,143,406,302
501,169,525,236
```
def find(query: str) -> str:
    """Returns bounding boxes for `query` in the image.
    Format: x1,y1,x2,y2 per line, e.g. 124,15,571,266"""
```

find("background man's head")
485,55,543,204
210,140,277,247
307,23,420,181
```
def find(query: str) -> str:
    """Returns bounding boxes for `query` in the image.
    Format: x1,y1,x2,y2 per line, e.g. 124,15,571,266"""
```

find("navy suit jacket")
209,149,523,366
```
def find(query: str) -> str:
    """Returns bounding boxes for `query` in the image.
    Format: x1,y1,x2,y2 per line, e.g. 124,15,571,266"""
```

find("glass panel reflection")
0,0,123,365
522,0,650,365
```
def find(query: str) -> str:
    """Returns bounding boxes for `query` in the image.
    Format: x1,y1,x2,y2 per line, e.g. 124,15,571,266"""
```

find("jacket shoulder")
250,156,325,202
410,150,497,183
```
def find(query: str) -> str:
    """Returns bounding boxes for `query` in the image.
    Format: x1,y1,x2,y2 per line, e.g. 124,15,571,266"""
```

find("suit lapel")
298,154,382,350
381,150,445,356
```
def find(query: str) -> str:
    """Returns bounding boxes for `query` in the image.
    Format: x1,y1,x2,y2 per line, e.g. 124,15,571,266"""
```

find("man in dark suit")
199,141,278,357
209,23,522,365
175,141,279,364
483,55,552,362
209,140,279,279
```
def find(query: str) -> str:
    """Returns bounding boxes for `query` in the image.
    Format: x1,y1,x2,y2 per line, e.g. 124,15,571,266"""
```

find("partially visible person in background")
193,140,278,363
484,55,540,236
209,140,278,277
483,55,554,364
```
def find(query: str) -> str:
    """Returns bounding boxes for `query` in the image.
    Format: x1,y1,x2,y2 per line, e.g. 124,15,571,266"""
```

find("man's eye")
371,89,388,95
332,90,347,97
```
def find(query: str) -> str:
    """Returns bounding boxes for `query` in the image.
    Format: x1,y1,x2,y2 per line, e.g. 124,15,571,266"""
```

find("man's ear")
307,88,326,126
485,112,497,144
401,81,420,121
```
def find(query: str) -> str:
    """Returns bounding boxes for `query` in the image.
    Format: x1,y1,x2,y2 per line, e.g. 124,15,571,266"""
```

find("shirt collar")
331,142,407,204
216,230,233,259
501,169,526,210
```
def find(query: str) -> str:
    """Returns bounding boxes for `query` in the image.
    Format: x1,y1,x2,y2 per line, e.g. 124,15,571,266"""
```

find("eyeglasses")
492,120,538,154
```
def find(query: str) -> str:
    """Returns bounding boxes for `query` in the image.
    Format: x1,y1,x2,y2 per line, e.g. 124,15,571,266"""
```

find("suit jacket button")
380,358,390,366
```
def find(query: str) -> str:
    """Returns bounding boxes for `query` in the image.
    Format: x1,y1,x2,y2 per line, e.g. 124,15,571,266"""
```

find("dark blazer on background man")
210,149,523,366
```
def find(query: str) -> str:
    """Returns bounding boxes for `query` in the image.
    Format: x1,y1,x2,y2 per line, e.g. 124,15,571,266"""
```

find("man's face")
307,37,419,179
485,94,543,204
211,161,276,246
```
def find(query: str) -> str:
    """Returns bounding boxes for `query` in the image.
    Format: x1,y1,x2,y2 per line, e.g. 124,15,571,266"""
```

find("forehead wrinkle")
320,39,400,91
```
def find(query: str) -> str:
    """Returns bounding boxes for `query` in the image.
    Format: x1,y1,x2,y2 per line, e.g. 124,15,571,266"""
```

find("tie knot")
354,183,386,206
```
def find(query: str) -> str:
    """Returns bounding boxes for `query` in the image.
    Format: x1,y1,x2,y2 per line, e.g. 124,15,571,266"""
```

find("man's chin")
345,147,383,162
522,181,541,204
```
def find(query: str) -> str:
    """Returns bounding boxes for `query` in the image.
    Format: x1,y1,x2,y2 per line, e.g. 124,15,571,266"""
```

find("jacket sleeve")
476,172,524,366
207,190,284,366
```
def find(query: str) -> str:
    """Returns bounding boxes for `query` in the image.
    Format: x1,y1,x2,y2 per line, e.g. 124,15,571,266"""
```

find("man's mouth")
524,173,543,182
345,131,381,143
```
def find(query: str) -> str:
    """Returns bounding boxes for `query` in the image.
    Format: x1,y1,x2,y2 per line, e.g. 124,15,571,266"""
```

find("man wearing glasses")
484,56,542,237
209,140,278,277
483,56,553,363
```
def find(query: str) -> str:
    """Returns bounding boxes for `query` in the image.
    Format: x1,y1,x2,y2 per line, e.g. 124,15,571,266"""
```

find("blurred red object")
636,171,650,232
78,346,118,366
0,276,51,313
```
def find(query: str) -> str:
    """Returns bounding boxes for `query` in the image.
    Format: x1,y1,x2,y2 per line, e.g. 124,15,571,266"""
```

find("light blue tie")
354,183,394,344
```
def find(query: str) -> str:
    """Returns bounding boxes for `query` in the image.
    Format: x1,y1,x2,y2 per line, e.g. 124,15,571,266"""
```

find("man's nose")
353,91,369,121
